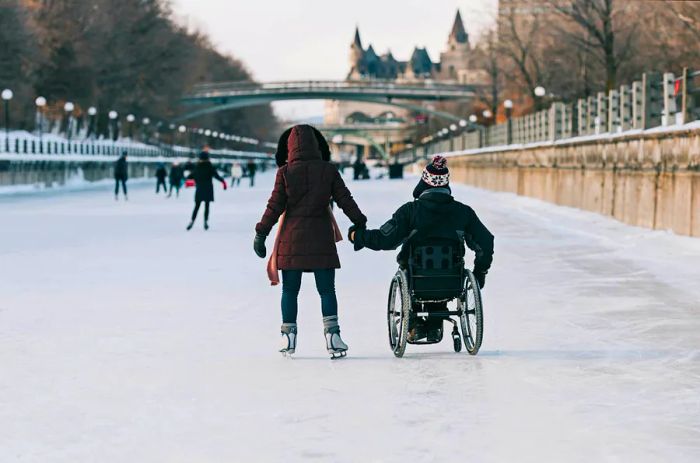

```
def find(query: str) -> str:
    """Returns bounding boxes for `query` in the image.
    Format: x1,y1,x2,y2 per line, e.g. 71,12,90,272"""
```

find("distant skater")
186,148,227,231
246,160,257,187
230,162,243,187
168,161,184,198
114,150,128,200
155,163,168,194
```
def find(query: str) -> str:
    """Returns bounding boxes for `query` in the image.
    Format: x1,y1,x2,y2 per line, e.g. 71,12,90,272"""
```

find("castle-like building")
346,10,482,84
325,10,486,128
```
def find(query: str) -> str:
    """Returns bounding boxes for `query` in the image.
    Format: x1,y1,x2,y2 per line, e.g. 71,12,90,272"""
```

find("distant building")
326,10,487,131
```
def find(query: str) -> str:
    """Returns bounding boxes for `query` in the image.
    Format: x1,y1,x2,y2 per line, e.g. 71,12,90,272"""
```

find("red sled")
185,179,195,188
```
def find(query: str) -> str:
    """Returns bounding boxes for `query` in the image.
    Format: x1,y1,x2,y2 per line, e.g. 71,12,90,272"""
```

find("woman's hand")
348,224,364,243
254,233,267,258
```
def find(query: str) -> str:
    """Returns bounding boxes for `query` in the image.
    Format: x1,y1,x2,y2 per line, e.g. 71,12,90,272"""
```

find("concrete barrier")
439,128,700,237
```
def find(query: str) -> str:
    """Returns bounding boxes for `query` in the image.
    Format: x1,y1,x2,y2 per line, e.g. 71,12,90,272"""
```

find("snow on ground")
1,171,699,462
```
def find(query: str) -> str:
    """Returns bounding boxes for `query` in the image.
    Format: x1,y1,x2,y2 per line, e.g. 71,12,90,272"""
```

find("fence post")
662,72,677,126
632,80,644,129
620,85,632,131
642,72,663,129
596,92,608,134
608,88,620,133
577,99,587,135
587,96,597,134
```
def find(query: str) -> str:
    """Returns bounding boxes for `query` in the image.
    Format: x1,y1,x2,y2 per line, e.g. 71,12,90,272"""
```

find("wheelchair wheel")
387,269,410,358
459,270,483,355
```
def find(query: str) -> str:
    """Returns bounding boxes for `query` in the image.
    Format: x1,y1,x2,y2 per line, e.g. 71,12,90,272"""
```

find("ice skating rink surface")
2,171,700,462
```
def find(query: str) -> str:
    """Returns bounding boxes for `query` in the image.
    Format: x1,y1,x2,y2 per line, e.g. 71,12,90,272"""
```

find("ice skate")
280,323,297,357
186,221,194,231
204,220,209,231
323,316,348,359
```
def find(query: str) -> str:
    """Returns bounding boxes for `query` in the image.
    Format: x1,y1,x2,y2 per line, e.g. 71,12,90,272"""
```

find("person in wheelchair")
349,155,494,343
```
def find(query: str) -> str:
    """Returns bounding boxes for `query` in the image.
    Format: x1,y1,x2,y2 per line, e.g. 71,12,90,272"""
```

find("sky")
170,0,498,121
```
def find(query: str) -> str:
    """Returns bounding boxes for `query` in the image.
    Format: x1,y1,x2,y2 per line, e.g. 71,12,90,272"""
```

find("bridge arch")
175,96,465,123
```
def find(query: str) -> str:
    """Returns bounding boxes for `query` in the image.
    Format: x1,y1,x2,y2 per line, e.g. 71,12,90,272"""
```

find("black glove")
253,233,267,258
348,225,360,243
472,270,486,289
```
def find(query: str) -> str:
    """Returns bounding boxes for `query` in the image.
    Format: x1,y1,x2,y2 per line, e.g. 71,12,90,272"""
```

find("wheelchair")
387,239,484,358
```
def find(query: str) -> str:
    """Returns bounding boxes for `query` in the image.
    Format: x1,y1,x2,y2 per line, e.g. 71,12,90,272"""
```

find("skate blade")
280,350,295,358
329,350,347,360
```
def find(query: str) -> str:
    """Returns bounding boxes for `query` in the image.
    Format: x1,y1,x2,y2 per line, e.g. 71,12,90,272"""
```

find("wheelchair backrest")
408,236,465,300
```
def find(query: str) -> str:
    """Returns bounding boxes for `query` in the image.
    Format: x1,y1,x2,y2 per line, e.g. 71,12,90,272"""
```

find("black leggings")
156,178,167,193
191,200,210,222
114,178,127,196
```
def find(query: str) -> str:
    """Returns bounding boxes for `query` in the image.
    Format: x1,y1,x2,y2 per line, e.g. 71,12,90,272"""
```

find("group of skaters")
253,124,495,358
112,148,260,231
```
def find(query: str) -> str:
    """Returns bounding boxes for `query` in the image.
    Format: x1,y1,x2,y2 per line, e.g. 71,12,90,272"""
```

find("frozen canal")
2,171,700,462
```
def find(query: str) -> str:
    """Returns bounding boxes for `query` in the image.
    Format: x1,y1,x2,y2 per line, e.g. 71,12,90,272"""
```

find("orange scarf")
267,207,343,286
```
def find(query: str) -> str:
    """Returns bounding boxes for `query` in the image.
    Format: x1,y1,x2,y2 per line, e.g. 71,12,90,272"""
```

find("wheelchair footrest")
414,311,462,317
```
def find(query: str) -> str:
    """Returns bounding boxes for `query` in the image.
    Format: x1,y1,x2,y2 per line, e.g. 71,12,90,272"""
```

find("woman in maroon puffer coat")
254,125,367,358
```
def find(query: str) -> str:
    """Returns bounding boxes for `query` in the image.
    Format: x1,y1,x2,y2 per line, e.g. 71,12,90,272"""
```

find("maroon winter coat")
256,125,367,270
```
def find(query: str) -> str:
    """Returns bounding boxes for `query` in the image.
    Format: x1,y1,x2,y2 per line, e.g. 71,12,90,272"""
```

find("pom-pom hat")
413,155,451,198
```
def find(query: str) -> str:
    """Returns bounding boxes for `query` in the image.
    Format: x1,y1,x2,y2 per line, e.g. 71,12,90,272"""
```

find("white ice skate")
280,323,297,357
323,316,348,359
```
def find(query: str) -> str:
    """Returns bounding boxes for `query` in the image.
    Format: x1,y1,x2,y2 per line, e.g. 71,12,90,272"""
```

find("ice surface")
1,172,699,462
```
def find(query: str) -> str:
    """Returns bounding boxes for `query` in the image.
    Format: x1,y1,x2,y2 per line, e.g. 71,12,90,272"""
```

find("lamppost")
534,86,546,111
178,125,186,147
64,102,75,142
87,107,97,139
141,117,150,142
504,99,514,144
126,114,135,139
469,114,483,148
35,96,47,141
2,88,13,152
109,110,118,141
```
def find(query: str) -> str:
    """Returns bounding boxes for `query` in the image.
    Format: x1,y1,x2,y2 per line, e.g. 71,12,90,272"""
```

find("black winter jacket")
187,160,225,202
354,188,494,273
114,156,128,179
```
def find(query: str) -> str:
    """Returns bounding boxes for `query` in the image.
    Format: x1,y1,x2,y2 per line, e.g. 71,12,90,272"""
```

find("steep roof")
353,26,363,48
449,10,468,44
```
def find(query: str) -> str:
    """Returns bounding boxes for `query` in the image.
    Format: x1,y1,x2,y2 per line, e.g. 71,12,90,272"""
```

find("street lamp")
459,119,467,128
108,110,118,141
504,99,514,144
482,109,493,119
141,117,150,142
449,124,457,131
126,114,135,139
35,96,47,141
87,106,97,139
2,89,13,151
469,114,477,123
534,86,546,111
64,102,75,142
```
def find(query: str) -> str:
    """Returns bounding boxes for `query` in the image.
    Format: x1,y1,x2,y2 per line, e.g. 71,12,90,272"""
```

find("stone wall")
442,128,700,237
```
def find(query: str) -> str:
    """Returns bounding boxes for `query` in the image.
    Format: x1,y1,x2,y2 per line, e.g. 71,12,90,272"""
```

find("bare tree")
548,0,637,92
498,4,548,110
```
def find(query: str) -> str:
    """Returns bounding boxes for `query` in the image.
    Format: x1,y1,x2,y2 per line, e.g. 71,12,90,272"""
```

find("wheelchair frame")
386,265,483,358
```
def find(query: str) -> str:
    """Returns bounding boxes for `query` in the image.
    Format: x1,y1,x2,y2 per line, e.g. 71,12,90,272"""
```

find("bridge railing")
188,79,477,100
0,132,272,162
397,67,700,162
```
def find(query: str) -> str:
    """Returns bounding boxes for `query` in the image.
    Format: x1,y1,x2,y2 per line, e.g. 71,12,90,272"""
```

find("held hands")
253,233,267,258
348,224,364,243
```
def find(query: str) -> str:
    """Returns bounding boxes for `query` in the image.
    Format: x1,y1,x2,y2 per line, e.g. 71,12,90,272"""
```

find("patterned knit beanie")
421,155,449,187
413,155,450,198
